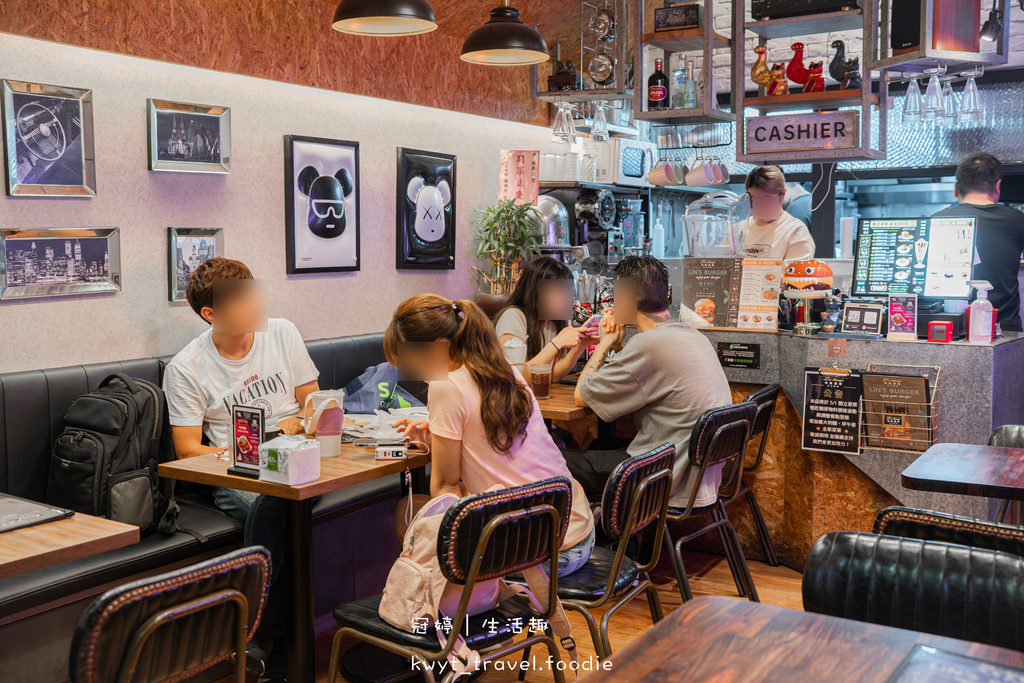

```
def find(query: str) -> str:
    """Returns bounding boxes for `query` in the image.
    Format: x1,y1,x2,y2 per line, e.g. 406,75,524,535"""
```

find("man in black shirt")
933,153,1024,332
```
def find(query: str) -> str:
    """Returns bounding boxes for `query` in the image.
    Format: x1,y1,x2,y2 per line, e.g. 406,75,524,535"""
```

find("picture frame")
0,228,120,300
148,99,231,174
2,80,96,196
396,147,456,270
168,227,224,302
284,135,360,274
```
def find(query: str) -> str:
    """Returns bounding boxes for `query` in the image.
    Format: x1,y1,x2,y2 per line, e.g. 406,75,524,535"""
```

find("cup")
303,389,346,458
685,159,715,187
647,159,676,186
716,158,730,184
560,153,579,182
708,157,724,184
529,363,553,400
580,153,597,183
671,158,689,185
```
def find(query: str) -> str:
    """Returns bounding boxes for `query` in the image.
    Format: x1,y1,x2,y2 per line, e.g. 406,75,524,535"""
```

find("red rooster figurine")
803,61,825,93
768,63,789,96
786,42,808,86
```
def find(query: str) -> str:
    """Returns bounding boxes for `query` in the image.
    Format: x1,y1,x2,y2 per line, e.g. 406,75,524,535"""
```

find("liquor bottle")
671,54,687,109
682,59,698,109
648,58,669,111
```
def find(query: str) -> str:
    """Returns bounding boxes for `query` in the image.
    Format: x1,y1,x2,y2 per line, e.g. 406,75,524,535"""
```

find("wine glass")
958,70,984,124
903,78,923,124
591,100,610,141
551,102,578,144
938,78,957,126
921,68,946,123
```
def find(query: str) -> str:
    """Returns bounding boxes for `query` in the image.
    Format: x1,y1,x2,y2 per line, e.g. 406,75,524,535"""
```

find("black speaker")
890,0,921,52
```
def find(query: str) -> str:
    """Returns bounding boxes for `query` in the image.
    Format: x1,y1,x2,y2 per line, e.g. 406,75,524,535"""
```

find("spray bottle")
968,280,995,345
652,201,666,258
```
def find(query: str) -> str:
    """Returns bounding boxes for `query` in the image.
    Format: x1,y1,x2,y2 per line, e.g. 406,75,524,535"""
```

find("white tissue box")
259,435,321,485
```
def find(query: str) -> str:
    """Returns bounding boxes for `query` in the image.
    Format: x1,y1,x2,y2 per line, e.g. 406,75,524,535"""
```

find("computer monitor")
852,216,978,299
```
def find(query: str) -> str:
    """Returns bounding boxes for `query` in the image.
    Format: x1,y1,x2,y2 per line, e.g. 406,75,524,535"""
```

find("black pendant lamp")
332,0,438,36
461,0,550,66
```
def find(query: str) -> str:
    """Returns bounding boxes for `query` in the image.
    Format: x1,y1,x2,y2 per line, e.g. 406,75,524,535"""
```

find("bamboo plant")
473,199,542,295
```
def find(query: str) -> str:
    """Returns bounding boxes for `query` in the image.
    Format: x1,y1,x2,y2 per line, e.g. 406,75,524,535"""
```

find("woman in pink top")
386,294,596,577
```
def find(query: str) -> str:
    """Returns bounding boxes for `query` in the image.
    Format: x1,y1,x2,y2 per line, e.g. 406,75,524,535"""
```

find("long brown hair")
384,294,534,455
494,256,572,359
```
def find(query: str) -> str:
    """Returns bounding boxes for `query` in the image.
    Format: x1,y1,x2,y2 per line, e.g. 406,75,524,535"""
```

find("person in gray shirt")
563,256,733,509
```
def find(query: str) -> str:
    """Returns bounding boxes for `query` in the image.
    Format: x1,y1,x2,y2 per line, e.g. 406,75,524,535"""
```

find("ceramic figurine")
751,45,773,88
829,40,847,84
768,63,789,96
843,57,862,90
804,61,825,93
786,42,808,86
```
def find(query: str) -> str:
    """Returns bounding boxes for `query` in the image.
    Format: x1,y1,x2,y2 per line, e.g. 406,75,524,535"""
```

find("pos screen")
852,216,977,299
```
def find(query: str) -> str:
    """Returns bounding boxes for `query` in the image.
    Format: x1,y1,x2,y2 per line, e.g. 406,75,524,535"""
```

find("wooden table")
538,383,593,422
159,443,429,683
902,443,1024,523
0,512,138,581
583,596,1024,682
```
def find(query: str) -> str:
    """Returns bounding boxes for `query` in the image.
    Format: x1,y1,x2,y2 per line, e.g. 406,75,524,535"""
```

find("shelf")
571,118,639,138
737,148,887,165
744,9,863,39
536,90,634,104
539,181,646,193
641,28,731,52
636,108,734,125
744,89,878,113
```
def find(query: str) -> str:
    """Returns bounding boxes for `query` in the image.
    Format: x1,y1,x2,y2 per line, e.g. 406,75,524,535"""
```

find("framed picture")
2,80,96,196
284,135,360,274
396,147,456,270
148,99,231,174
168,227,223,302
0,228,120,300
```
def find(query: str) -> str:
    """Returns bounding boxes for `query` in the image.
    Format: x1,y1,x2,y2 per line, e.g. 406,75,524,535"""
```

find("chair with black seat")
719,384,780,566
989,425,1024,524
663,401,759,604
513,444,675,661
69,546,270,683
326,477,574,683
874,505,1024,557
803,530,1024,652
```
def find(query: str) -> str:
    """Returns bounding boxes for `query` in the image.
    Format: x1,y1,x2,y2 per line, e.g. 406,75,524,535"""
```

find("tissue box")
259,435,321,485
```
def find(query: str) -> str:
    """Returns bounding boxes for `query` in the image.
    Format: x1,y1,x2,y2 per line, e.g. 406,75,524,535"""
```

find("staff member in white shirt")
742,165,816,263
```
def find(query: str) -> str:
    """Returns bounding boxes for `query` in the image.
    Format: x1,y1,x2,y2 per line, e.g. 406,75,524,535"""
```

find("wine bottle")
648,58,669,111
682,59,698,109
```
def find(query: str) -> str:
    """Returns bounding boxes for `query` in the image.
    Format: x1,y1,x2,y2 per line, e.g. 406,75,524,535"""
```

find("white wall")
0,32,557,373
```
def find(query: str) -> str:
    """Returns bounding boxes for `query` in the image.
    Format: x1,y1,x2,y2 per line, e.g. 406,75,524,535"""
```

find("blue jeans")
541,526,596,578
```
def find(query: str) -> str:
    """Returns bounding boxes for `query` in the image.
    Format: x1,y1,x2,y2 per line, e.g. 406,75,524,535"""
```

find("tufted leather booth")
803,530,1024,652
70,546,270,683
0,332,404,624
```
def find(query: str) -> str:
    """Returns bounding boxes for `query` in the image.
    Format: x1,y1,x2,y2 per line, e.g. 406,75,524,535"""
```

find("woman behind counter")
742,165,816,263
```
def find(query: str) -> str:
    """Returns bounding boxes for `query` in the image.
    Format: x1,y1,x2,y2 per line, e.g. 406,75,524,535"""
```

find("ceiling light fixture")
460,0,550,66
332,0,438,36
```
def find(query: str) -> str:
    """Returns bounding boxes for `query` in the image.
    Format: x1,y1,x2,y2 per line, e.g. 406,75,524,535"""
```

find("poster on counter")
887,293,918,341
682,258,781,330
802,368,863,455
737,258,783,330
498,150,539,205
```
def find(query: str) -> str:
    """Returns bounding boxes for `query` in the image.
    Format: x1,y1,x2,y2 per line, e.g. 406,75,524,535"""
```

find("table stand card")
683,257,782,331
229,405,264,479
887,293,918,341
802,368,863,455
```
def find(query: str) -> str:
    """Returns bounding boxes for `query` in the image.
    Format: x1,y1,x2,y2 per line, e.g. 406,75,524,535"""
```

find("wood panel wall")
0,0,579,126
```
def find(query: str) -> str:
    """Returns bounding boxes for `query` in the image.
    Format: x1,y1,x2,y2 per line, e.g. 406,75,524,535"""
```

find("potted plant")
473,198,542,295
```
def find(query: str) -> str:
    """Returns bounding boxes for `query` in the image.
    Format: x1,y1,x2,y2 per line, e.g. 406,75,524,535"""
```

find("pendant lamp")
461,0,550,66
332,0,438,36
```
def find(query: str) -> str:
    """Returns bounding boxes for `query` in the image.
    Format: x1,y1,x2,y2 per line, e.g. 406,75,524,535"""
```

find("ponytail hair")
384,294,534,455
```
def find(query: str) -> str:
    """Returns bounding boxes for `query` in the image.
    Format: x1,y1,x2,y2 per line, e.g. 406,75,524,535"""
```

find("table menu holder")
859,364,940,454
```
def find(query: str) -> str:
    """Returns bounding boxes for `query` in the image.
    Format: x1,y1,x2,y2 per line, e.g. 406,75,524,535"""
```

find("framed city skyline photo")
2,80,97,196
396,147,456,270
168,227,223,302
148,99,231,174
0,228,120,300
284,135,360,274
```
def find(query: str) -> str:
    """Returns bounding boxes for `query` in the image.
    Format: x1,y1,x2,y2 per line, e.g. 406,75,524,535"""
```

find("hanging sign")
802,368,863,455
746,111,859,154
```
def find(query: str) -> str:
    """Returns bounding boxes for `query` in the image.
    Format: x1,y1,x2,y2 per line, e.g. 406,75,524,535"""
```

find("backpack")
379,491,579,677
47,373,179,536
343,362,424,414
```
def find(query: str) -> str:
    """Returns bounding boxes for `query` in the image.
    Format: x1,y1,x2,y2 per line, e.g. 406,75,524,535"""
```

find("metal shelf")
536,90,635,104
744,9,863,39
744,89,879,113
636,108,734,125
640,28,731,52
572,118,639,137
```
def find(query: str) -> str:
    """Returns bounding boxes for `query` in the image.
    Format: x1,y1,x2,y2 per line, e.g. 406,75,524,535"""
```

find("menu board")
231,405,265,472
802,368,862,455
682,258,782,330
852,217,977,299
498,150,539,205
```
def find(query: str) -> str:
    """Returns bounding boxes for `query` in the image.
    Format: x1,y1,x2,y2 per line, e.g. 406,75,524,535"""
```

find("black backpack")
47,373,179,536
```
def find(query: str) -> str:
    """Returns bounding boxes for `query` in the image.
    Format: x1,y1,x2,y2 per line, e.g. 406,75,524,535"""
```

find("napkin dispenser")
259,435,321,485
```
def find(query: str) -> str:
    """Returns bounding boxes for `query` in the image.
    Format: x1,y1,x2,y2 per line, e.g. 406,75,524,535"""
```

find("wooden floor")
261,548,804,682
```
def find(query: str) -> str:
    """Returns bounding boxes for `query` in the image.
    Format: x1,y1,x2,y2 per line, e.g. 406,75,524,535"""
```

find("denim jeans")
541,526,596,578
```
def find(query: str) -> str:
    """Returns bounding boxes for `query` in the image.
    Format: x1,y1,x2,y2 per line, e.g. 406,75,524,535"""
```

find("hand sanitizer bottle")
968,280,995,345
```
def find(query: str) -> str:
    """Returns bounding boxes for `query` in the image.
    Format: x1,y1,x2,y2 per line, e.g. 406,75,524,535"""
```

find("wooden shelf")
636,108,735,125
738,148,887,165
641,28,731,53
744,9,863,39
744,89,878,113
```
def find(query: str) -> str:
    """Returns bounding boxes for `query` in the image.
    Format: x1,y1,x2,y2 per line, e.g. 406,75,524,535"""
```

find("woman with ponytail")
386,294,595,577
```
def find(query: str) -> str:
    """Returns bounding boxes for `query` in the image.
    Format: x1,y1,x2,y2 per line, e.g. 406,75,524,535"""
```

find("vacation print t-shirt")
163,318,320,449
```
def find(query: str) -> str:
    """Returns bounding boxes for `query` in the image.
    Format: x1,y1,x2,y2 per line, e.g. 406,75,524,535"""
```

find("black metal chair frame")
326,488,569,683
719,384,780,566
663,402,760,604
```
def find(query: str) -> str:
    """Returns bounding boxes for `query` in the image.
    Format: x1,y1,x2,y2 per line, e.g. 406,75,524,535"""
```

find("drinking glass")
528,363,552,399
958,72,984,124
552,102,578,144
591,100,610,141
902,78,923,123
560,152,579,182
938,78,956,126
921,69,945,123
539,153,561,181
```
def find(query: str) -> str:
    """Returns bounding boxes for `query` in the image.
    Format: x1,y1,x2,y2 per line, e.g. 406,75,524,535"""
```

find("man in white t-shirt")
163,257,319,680
741,165,816,264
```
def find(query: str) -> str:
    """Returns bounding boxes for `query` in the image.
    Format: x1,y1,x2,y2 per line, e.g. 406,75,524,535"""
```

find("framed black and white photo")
0,228,120,300
396,147,456,270
2,80,96,196
284,135,360,274
148,99,231,174
168,227,223,302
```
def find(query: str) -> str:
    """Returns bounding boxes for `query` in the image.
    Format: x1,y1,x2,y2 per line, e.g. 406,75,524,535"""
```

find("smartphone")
582,314,603,330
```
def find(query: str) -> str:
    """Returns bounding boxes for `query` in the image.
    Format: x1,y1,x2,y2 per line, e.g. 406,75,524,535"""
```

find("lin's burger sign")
746,111,858,154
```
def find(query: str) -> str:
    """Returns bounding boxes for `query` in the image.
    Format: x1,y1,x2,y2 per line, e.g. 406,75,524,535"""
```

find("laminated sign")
747,111,858,154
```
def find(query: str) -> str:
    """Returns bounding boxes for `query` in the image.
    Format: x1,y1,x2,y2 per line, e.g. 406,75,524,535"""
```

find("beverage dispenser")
684,191,751,257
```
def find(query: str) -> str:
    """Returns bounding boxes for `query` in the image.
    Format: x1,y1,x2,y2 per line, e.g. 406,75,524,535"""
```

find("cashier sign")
747,111,858,154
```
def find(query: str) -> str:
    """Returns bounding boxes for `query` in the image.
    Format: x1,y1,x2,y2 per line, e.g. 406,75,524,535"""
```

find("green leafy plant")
472,199,542,294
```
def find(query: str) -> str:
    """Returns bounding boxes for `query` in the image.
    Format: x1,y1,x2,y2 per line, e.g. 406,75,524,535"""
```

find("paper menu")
681,257,781,330
737,259,783,330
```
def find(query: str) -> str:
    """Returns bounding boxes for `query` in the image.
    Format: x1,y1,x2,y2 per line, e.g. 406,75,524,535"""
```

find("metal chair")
719,384,781,566
512,444,675,661
663,401,760,604
989,425,1024,524
69,546,271,683
326,477,574,683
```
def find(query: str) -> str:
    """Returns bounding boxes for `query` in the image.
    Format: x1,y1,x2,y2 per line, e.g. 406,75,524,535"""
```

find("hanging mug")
647,158,676,186
303,389,346,458
716,157,730,184
708,155,724,184
685,155,715,187
671,157,689,185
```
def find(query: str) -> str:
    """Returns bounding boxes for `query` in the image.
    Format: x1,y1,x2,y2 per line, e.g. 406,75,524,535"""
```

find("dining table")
159,442,429,683
901,442,1024,523
583,595,1024,682
537,382,593,421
